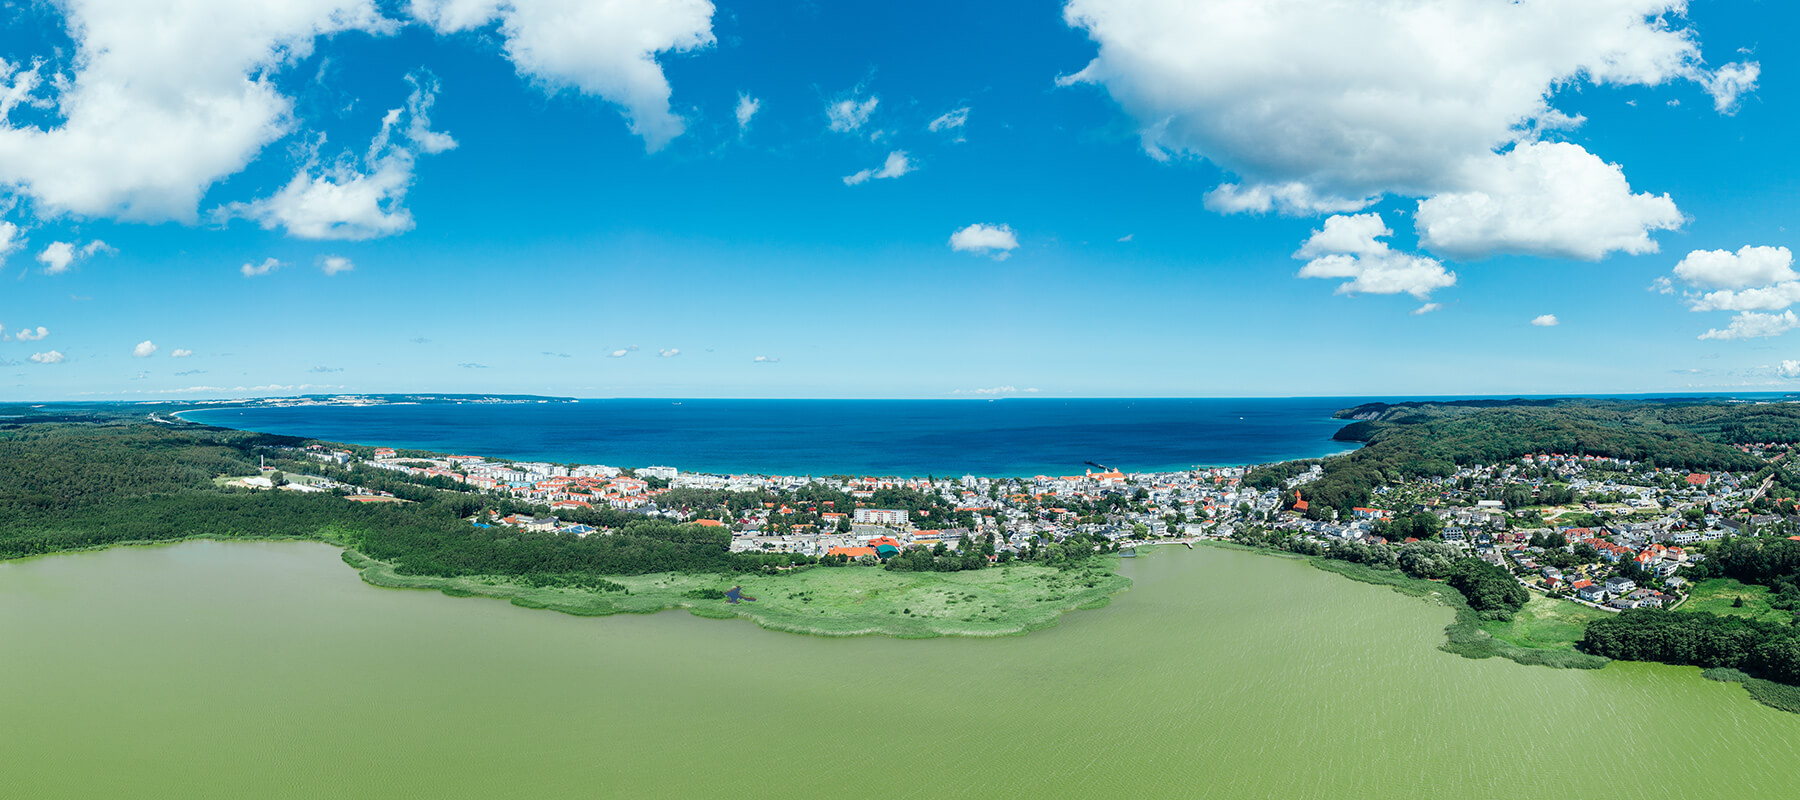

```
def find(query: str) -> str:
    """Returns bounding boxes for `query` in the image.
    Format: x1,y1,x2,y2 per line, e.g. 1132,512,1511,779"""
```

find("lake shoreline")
1197,539,1800,715
1,534,1135,640
1193,540,1611,669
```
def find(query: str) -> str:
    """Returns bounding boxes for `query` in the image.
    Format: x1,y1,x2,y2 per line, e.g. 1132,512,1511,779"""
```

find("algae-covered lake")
4,540,1798,798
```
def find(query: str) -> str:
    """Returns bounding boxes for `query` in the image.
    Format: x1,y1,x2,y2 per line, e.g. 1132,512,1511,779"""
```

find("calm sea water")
180,398,1367,475
5,540,1797,799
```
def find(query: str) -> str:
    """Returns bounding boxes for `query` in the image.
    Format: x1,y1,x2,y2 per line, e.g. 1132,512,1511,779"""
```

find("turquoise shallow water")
4,540,1798,799
182,397,1364,475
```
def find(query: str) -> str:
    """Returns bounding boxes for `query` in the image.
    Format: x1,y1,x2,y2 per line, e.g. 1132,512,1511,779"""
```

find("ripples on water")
6,541,1796,799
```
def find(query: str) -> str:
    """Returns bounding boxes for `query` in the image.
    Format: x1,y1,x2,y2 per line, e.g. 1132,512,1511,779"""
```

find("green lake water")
4,540,1798,798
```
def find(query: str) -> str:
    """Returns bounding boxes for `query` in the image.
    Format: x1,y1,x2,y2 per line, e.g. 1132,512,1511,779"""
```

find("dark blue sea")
181,398,1371,476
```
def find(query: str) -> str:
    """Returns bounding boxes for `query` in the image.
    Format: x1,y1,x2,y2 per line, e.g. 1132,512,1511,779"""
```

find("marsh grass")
1702,667,1800,714
345,549,1132,638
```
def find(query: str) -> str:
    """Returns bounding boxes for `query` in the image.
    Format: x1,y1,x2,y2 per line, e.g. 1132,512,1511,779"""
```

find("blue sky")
1,0,1797,400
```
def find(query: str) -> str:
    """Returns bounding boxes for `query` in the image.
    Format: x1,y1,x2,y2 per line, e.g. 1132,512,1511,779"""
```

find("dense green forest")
1248,399,1788,513
1582,610,1800,685
1445,558,1530,619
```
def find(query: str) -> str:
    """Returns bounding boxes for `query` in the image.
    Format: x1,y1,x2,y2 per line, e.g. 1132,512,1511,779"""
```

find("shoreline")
4,534,1136,640
1197,540,1800,715
1192,540,1611,670
18,531,1798,714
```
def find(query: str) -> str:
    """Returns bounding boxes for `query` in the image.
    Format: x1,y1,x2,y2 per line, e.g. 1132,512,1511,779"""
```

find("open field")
1680,578,1792,624
349,550,1133,638
1480,594,1611,652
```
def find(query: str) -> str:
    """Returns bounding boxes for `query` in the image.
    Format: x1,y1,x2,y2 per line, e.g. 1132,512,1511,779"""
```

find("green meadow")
1679,578,1792,624
349,550,1132,638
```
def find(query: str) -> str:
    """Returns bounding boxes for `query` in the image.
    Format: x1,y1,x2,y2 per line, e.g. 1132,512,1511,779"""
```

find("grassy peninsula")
348,548,1129,637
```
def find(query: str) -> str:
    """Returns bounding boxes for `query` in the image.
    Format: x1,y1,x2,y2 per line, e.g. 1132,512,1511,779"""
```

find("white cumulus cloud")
320,255,354,275
28,350,63,364
409,0,715,151
1664,246,1800,337
753,355,779,363
827,94,878,133
1705,61,1760,113
1672,246,1795,290
843,151,913,185
1059,0,1751,259
1698,310,1799,341
1412,303,1442,316
735,93,760,131
219,73,452,240
1415,142,1683,260
1294,213,1455,299
1779,360,1800,381
14,325,48,341
241,257,282,277
171,348,193,358
0,0,392,222
659,348,680,357
0,221,21,264
928,107,969,132
132,340,158,358
609,349,629,358
36,240,112,274
949,223,1019,260
1531,314,1560,327
1203,182,1373,216
1687,283,1800,314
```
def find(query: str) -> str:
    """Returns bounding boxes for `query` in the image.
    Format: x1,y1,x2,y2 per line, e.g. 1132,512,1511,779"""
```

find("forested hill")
1334,398,1800,447
1248,399,1800,513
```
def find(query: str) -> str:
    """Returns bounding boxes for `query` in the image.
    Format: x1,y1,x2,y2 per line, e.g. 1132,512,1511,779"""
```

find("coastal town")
258,435,1800,617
